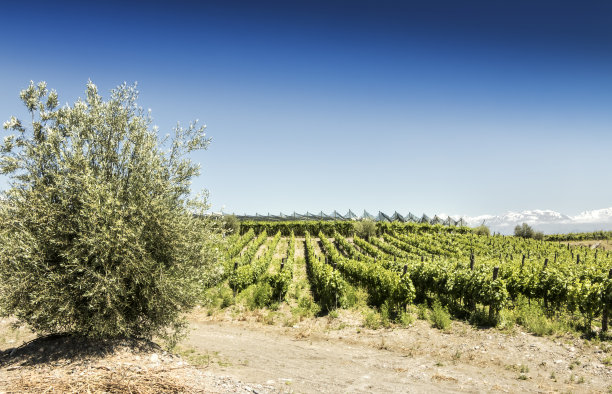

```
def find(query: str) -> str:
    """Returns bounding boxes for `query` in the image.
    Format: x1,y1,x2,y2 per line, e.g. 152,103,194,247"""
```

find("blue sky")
1,0,611,217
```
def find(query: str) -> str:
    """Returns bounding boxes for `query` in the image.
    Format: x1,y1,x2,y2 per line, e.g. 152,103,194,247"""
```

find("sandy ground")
185,312,612,393
567,240,612,251
0,317,271,393
1,312,612,393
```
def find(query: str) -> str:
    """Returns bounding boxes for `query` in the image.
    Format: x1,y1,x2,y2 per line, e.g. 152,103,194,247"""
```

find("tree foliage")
473,224,491,236
222,214,240,235
514,223,534,238
0,81,222,340
514,223,544,240
354,219,377,240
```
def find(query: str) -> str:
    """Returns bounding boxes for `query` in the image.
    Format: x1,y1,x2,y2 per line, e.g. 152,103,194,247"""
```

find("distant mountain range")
453,207,612,235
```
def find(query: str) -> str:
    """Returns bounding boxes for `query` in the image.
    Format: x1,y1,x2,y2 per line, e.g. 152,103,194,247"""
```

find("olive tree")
514,222,544,240
0,81,222,340
354,219,376,240
473,224,490,236
514,223,534,238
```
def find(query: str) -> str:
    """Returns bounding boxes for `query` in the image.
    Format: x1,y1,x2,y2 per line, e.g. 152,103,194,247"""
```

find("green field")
206,222,612,336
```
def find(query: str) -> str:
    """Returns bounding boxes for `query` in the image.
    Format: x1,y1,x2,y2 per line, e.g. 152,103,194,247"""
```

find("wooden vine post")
603,268,612,333
232,261,239,295
543,258,549,310
468,254,475,310
489,266,500,321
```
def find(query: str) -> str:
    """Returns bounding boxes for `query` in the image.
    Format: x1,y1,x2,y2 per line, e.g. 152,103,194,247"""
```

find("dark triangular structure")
377,211,392,222
331,210,345,220
345,210,358,220
431,215,444,225
391,211,405,222
362,210,375,220
405,212,419,222
233,210,466,226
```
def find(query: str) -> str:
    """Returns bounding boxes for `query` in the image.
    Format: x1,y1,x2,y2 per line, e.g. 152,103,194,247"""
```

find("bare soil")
2,312,612,393
567,240,612,251
254,237,272,259
186,310,612,393
0,318,270,393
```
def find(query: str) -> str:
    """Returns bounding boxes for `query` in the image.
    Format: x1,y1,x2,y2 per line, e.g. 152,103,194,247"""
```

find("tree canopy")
514,223,544,240
0,81,222,340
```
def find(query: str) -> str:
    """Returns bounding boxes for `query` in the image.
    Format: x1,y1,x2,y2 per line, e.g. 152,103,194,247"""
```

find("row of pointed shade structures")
233,210,466,226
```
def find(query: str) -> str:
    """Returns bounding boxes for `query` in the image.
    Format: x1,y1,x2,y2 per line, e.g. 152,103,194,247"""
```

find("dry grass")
0,333,208,394
2,366,193,393
566,240,612,250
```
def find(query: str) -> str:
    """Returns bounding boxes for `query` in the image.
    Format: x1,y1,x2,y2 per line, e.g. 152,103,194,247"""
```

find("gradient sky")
1,0,611,217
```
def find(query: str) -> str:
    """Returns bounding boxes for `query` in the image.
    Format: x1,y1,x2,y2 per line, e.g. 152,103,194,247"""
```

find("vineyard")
211,222,612,336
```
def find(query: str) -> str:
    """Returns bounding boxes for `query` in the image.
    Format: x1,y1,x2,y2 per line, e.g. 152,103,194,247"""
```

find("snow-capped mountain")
452,207,612,235
573,207,612,223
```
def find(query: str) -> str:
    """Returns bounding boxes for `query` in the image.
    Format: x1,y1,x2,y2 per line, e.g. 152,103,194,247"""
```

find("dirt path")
266,239,288,276
187,320,442,393
254,237,272,259
567,240,612,251
186,317,612,393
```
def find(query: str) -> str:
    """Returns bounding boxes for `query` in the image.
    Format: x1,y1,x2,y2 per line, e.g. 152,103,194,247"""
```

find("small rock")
555,359,564,364
150,354,159,362
569,347,575,352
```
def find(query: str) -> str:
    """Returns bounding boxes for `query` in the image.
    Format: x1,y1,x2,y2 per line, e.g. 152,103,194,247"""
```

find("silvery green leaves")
0,81,221,340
